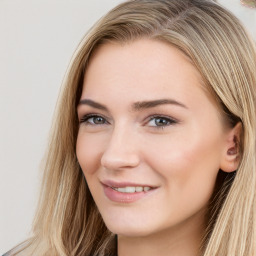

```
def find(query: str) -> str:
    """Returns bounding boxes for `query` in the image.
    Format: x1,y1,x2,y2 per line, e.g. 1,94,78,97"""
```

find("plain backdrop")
0,0,255,254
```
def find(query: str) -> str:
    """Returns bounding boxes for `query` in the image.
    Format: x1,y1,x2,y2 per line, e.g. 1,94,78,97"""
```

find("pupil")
156,118,168,126
94,117,104,124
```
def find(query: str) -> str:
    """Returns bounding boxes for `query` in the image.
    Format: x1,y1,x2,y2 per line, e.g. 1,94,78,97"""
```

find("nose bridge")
101,122,140,169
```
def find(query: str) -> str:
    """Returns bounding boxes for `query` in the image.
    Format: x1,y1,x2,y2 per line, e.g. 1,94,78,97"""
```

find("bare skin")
76,39,240,256
118,208,205,256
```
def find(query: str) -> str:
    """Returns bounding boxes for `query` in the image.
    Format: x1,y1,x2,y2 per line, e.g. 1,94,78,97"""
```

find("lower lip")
103,185,157,203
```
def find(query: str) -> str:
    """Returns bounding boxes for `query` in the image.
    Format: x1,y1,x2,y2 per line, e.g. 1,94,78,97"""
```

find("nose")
101,126,140,170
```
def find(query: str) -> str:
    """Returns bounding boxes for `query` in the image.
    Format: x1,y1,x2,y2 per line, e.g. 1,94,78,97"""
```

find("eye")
147,116,177,127
80,114,108,125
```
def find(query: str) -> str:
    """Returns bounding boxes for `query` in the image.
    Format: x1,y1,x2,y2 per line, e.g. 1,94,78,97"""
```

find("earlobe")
220,122,242,173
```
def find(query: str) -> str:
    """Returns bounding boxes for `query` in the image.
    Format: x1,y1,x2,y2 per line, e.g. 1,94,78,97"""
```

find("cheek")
143,129,223,194
76,132,105,175
145,137,221,218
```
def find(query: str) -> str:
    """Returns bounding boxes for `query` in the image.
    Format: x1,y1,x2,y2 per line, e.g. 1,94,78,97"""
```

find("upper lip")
101,179,158,188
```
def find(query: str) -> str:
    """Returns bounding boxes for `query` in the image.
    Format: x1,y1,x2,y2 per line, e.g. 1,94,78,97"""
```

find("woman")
5,0,256,255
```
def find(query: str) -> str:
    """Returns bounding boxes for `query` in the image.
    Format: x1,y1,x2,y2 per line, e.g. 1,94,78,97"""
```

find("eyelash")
79,113,178,128
80,114,109,125
147,114,178,128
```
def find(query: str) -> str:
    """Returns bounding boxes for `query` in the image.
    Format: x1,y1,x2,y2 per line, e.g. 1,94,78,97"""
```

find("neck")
117,211,205,256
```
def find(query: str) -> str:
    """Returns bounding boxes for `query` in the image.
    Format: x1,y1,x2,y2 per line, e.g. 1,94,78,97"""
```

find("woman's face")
76,39,233,237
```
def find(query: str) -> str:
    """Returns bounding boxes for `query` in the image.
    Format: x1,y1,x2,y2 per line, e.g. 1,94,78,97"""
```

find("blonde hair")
8,0,256,255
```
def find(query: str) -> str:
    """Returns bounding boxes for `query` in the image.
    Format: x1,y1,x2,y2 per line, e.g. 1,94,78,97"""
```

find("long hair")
8,0,256,255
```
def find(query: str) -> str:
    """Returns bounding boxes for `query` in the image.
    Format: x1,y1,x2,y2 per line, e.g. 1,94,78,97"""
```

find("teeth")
113,186,151,193
136,186,143,192
118,187,135,193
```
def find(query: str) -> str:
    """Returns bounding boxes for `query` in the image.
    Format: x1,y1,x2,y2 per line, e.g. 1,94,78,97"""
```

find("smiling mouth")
111,186,152,193
101,180,158,202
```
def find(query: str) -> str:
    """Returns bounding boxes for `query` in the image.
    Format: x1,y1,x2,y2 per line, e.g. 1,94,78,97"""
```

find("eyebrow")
79,99,108,110
133,99,188,110
78,98,188,111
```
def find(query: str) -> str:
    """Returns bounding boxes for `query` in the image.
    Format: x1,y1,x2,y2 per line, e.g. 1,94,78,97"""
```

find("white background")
0,0,255,254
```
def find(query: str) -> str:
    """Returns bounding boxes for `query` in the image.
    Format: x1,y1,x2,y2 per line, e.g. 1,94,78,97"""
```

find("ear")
220,122,242,173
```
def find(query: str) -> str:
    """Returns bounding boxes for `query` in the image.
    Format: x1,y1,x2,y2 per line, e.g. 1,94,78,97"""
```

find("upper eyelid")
147,114,177,121
79,113,176,119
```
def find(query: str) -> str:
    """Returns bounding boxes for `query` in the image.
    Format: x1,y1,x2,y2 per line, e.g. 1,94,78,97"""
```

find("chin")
107,225,153,237
102,216,159,237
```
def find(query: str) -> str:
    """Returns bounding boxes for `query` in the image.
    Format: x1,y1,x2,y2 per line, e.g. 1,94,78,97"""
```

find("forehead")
81,39,216,111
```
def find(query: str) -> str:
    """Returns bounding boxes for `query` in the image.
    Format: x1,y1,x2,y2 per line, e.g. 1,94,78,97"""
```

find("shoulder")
2,245,28,256
2,250,10,256
2,251,27,256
